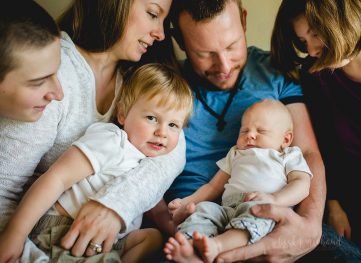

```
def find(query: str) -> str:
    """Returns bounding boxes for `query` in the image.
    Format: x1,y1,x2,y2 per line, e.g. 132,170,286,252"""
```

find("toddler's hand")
0,230,25,263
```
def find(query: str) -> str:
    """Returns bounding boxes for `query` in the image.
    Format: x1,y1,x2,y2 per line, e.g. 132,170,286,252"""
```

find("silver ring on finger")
88,241,103,254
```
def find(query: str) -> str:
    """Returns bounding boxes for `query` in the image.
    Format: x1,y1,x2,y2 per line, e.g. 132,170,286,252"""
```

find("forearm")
287,103,326,222
274,174,311,206
146,200,175,235
183,184,221,204
180,169,228,205
5,175,64,239
91,131,186,230
295,151,326,223
5,146,89,238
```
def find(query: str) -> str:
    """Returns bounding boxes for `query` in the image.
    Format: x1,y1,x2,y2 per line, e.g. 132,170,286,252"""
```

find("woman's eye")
147,11,158,19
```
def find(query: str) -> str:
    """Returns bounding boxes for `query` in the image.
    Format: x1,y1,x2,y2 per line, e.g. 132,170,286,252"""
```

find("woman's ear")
117,104,126,126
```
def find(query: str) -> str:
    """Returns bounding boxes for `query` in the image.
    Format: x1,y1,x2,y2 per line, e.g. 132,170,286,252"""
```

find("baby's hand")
0,230,25,263
168,198,184,217
168,198,196,225
243,192,275,203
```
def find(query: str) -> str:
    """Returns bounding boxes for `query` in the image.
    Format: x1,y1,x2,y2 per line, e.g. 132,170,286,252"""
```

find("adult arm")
302,73,350,238
218,103,326,263
61,131,186,256
145,199,176,236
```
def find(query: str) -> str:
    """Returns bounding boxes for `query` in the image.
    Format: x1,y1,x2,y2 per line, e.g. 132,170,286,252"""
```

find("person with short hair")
0,0,62,122
0,63,193,262
0,0,182,260
160,0,326,262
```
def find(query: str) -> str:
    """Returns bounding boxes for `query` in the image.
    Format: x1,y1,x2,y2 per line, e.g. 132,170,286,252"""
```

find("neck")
76,46,118,78
76,46,118,114
342,51,361,83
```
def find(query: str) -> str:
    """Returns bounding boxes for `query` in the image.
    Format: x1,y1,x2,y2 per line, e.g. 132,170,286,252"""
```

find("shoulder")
284,146,303,155
59,31,88,69
243,47,301,93
245,46,287,77
75,123,128,151
244,46,279,78
85,122,125,137
247,46,271,63
60,31,77,51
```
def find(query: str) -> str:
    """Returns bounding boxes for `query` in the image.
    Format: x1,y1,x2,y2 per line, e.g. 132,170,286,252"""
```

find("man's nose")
44,76,63,101
216,52,231,73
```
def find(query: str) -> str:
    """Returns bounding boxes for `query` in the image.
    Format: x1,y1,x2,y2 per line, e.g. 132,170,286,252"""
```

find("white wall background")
35,0,282,51
243,0,282,50
35,0,73,19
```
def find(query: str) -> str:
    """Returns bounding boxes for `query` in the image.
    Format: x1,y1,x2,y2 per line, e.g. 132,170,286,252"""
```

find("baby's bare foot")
163,232,202,263
193,231,219,263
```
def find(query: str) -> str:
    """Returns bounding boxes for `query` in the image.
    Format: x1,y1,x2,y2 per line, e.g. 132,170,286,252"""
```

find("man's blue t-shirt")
164,46,303,202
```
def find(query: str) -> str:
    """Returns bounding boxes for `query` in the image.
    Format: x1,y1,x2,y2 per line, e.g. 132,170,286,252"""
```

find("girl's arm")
327,199,351,239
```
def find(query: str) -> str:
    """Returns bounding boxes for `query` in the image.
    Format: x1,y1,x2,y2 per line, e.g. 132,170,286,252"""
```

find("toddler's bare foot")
193,231,219,263
163,232,202,263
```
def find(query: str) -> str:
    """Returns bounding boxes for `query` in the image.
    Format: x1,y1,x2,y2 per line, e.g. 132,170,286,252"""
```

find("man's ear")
117,103,126,126
241,8,247,33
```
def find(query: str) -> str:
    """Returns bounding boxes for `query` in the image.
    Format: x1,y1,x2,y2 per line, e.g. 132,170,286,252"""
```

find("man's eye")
29,80,45,87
